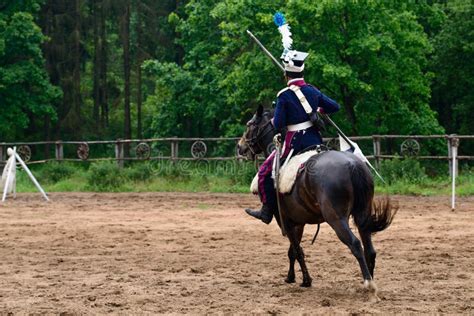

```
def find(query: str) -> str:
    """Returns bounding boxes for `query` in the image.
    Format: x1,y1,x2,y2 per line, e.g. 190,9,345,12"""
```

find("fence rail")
0,135,472,175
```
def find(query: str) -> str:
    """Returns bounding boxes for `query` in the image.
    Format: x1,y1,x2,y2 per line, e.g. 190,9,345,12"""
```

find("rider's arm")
273,96,286,131
317,91,340,114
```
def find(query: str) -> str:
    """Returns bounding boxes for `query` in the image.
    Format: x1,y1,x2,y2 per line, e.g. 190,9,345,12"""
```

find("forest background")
1,0,473,194
1,0,472,146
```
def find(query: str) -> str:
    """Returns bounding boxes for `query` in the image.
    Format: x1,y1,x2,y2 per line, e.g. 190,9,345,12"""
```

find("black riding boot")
245,204,273,224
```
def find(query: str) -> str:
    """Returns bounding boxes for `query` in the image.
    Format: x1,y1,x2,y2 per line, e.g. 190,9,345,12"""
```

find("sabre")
246,30,285,73
246,29,385,183
273,134,286,237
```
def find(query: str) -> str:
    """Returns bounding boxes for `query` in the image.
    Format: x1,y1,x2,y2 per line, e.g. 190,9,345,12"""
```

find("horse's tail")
350,162,397,234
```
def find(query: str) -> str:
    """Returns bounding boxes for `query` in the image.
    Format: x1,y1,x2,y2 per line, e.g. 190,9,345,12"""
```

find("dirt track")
0,193,472,314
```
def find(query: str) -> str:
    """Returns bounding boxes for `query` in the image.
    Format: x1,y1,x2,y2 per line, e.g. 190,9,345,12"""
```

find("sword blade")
246,30,285,72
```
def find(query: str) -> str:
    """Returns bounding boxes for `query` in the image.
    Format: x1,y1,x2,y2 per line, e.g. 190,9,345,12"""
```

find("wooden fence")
0,135,473,174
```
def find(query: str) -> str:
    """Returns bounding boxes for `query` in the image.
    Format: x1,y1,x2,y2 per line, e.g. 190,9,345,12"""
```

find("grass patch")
12,159,474,196
374,158,474,196
15,160,254,193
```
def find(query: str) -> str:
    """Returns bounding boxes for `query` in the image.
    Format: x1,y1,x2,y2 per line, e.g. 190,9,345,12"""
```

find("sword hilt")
273,133,282,150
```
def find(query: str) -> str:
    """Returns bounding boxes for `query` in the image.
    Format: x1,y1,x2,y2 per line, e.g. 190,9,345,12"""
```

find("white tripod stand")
1,147,49,202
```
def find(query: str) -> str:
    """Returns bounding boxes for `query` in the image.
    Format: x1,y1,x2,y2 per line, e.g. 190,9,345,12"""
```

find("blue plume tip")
273,12,286,27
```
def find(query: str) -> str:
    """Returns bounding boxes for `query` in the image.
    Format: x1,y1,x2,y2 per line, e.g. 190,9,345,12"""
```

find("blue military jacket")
273,78,340,151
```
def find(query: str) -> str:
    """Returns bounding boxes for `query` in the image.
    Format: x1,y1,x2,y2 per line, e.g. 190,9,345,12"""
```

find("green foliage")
0,0,44,15
87,161,126,191
40,162,76,183
12,159,474,196
14,160,474,196
1,0,472,160
375,167,474,196
141,0,445,140
141,0,236,139
82,159,256,192
431,0,474,138
0,2,60,141
294,0,443,135
379,157,428,185
123,162,153,182
142,61,206,137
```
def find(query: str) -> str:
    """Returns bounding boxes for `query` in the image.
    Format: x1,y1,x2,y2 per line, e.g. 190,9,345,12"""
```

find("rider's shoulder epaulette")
277,87,290,97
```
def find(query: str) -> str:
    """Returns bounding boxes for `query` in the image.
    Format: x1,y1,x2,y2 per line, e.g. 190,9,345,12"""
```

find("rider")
245,49,341,224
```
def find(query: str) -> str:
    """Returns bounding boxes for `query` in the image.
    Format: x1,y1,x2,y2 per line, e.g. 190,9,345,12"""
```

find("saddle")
251,146,327,194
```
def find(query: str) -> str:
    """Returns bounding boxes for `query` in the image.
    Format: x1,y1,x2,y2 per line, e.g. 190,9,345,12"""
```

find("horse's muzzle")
237,143,254,160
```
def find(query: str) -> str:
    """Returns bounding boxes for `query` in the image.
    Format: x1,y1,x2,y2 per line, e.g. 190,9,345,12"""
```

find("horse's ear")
256,104,263,118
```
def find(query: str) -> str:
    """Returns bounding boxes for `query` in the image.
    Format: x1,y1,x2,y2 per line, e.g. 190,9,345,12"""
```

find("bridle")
244,114,275,156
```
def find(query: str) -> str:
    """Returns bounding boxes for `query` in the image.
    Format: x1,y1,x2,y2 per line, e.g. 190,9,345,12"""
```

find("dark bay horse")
237,105,397,301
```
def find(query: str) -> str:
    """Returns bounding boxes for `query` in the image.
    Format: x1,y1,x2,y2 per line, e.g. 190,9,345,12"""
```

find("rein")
245,119,274,156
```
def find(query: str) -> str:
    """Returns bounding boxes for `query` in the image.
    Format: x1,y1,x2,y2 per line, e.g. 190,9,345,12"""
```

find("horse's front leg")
286,222,311,287
285,245,296,283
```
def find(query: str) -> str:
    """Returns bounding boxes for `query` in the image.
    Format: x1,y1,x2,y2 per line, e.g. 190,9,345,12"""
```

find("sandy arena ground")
0,193,472,314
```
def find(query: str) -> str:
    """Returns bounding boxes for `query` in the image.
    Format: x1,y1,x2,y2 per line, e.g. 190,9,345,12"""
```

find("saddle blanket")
250,150,321,194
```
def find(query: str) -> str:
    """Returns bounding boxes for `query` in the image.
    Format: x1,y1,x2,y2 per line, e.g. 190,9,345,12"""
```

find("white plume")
278,24,293,51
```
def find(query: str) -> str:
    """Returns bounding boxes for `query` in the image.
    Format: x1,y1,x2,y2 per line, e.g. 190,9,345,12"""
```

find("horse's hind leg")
327,219,379,301
285,225,304,284
358,229,376,278
286,223,312,287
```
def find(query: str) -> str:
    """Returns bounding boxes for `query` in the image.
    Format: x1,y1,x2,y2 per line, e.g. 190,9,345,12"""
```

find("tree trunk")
136,0,143,139
93,0,100,128
137,65,143,139
44,116,51,159
41,2,54,155
72,0,82,137
99,0,109,128
122,0,132,149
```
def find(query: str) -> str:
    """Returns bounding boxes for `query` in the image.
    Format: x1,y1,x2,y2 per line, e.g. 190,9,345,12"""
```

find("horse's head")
237,105,276,160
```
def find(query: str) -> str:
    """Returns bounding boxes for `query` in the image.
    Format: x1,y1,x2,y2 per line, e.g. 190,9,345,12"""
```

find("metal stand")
2,148,16,202
450,137,459,211
2,147,49,202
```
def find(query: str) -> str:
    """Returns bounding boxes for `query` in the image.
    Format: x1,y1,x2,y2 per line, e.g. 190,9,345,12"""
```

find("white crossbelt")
289,85,313,114
287,120,313,131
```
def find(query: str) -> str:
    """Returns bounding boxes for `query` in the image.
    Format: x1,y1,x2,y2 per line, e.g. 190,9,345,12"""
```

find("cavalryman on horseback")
245,13,341,224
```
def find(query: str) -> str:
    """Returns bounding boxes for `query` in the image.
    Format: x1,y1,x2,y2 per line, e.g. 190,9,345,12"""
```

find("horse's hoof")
364,279,378,293
364,279,380,303
368,293,381,303
284,277,295,284
300,280,312,288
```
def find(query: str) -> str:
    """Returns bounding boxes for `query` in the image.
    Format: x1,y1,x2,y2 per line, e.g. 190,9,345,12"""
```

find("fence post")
448,135,459,177
115,139,124,168
372,135,381,169
0,145,5,164
450,136,459,211
55,141,64,161
171,137,179,162
447,136,451,176
447,135,459,177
